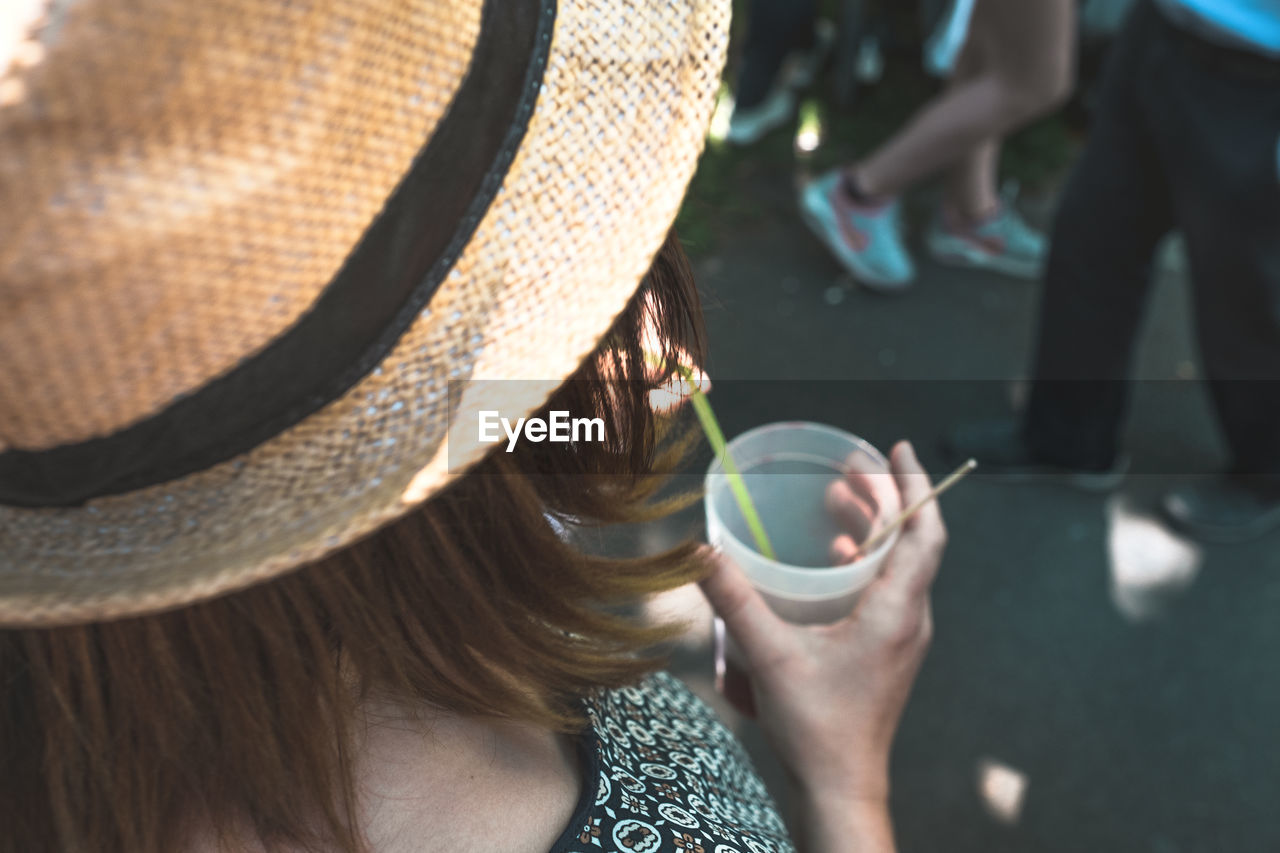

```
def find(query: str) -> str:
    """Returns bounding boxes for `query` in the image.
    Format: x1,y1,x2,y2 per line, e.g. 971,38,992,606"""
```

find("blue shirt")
1155,0,1280,58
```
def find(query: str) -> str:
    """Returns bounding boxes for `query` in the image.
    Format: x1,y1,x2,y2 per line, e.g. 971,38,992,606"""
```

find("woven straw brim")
0,0,729,626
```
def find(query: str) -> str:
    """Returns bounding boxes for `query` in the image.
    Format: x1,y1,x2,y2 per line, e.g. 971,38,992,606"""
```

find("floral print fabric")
550,672,795,853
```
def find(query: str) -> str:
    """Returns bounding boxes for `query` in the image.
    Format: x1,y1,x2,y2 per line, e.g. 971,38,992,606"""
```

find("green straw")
671,364,777,560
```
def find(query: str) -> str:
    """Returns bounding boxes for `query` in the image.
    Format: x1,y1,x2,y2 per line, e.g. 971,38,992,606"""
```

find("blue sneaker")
799,170,915,291
726,87,796,146
926,202,1047,280
726,19,836,147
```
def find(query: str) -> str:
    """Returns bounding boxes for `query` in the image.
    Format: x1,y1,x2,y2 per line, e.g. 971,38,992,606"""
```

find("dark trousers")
735,0,818,109
1024,0,1280,486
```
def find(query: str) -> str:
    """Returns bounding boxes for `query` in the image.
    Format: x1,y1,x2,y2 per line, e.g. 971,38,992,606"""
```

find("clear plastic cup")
705,422,901,625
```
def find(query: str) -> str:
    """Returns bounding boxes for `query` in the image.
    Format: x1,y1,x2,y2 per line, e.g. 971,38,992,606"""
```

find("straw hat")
0,0,729,626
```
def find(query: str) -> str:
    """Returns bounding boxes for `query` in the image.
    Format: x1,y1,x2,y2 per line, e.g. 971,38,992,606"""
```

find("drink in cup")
704,422,901,625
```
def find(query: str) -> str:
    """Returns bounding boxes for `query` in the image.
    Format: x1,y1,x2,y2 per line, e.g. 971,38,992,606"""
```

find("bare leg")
941,36,1002,223
944,139,1001,223
847,0,1075,200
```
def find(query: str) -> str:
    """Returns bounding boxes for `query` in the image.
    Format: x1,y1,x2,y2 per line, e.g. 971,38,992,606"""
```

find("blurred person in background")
947,0,1280,543
802,0,1076,292
721,0,834,146
0,2,948,852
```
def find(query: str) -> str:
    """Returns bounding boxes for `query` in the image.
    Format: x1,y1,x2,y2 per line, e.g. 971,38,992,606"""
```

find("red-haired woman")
0,2,946,851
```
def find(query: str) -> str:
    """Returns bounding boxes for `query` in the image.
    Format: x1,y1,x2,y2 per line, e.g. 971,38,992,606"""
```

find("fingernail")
696,544,724,572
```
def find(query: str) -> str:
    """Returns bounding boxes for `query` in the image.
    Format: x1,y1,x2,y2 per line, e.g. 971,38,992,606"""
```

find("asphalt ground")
603,158,1280,852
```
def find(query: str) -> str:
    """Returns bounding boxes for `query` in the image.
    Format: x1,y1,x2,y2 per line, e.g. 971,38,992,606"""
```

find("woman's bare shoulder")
183,705,583,853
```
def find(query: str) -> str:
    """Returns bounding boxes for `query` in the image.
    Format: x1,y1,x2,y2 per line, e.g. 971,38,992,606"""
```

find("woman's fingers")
844,451,903,513
891,441,943,535
825,478,877,541
825,450,904,555
877,442,948,604
699,549,792,669
828,533,860,565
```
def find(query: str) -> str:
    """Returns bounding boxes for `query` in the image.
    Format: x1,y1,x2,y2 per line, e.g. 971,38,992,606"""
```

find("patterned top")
549,672,795,853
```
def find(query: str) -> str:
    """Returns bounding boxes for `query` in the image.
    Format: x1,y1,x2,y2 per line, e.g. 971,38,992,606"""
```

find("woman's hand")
699,441,947,830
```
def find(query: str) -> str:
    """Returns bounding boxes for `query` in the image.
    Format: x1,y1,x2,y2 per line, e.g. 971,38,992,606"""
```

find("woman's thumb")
699,549,788,668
